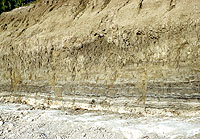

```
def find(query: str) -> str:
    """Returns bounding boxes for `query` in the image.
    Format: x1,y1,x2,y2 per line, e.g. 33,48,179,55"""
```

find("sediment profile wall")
0,0,200,113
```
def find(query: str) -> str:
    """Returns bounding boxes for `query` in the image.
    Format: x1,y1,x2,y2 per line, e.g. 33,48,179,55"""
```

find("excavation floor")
0,103,200,139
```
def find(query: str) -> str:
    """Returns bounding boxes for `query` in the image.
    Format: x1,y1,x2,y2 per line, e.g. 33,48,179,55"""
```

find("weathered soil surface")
0,102,200,139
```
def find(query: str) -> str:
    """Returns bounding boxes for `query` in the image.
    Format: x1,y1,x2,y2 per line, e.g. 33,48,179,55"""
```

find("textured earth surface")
0,103,200,139
0,1,200,138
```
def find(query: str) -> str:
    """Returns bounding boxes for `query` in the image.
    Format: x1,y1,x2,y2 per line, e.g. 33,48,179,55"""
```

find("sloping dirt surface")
0,103,200,139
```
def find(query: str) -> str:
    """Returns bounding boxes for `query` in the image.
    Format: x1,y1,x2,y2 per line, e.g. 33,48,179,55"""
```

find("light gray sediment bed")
0,87,200,117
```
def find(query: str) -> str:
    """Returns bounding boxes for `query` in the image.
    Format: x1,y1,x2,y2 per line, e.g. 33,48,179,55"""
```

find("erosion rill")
0,0,200,116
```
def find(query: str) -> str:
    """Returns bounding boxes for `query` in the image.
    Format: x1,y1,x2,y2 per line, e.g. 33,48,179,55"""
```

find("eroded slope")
0,0,200,113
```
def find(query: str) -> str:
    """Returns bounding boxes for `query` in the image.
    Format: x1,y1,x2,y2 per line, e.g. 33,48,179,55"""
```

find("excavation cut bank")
0,0,200,138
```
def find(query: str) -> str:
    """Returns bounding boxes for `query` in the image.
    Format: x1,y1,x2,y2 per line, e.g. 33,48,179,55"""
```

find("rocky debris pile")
0,103,123,139
0,103,200,139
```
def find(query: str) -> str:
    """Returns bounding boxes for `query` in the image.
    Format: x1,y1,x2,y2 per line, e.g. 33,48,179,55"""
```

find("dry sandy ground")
0,103,200,139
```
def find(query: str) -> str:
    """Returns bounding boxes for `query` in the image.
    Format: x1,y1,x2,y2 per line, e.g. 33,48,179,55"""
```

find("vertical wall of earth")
0,0,200,111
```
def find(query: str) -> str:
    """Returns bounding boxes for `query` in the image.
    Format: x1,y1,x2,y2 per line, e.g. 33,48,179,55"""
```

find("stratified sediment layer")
0,0,200,113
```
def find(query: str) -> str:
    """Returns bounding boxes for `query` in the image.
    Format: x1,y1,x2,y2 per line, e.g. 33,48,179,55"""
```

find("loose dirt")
0,103,200,139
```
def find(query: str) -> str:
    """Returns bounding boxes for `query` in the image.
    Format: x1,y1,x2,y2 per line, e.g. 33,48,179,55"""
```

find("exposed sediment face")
0,0,200,114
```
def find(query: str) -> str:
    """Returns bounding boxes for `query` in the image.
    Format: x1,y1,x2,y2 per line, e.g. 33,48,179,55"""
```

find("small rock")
40,133,47,139
7,123,14,129
82,133,86,137
56,135,62,139
0,121,3,126
27,118,34,122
